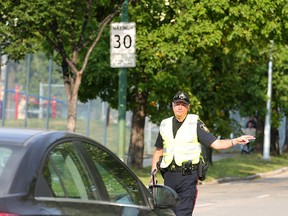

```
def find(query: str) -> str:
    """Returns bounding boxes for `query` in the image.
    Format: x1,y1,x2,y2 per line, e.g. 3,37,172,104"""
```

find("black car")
0,128,178,215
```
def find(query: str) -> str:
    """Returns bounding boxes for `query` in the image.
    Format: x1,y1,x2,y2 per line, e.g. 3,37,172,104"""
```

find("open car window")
82,143,145,206
36,140,146,207
38,142,100,200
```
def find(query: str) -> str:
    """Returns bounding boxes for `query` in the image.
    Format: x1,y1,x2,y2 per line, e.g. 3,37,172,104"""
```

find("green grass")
133,153,288,186
4,119,288,186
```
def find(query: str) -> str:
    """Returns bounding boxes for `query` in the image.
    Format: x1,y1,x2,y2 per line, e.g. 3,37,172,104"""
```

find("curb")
201,166,288,185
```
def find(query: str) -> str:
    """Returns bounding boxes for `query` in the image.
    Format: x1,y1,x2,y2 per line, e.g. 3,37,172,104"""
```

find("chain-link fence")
0,54,158,156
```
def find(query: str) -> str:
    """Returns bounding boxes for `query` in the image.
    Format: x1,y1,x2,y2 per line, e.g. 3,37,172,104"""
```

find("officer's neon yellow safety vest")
159,114,202,168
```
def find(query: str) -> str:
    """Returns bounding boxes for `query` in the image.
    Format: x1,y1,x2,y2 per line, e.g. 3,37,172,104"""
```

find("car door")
79,141,155,215
35,139,156,216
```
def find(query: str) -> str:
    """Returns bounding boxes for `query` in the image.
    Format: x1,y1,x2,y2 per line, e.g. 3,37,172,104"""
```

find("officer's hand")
149,177,158,186
236,135,255,144
149,169,158,186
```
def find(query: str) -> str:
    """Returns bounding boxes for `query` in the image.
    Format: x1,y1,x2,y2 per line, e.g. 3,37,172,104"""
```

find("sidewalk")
206,166,288,184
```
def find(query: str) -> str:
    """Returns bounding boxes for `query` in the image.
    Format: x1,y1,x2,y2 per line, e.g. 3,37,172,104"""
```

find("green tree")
80,0,288,167
0,0,124,132
2,0,288,167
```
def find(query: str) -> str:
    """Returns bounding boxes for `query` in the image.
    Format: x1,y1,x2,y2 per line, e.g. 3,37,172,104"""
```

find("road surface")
193,168,288,216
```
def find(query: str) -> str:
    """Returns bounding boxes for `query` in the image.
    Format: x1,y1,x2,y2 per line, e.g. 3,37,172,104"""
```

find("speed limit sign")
110,22,136,68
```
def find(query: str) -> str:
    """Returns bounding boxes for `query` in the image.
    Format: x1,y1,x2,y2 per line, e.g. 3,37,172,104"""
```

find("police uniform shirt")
154,116,217,149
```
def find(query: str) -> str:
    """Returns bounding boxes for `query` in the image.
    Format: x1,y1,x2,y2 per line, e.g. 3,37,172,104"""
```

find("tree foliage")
0,0,124,132
80,0,288,166
2,0,288,166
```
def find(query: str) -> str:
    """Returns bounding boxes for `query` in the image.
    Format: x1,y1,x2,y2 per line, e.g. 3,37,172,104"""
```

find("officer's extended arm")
210,135,255,150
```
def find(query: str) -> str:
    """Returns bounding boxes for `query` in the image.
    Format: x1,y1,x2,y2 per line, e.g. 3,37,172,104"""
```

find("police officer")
150,91,255,216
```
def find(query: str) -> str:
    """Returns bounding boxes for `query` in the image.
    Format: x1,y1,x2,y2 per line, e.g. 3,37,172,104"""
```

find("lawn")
133,153,288,186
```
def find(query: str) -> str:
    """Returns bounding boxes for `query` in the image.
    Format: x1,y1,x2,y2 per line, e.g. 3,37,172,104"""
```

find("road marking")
256,194,270,199
196,203,213,207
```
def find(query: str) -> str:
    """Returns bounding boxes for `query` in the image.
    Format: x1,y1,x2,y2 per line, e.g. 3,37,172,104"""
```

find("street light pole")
263,41,273,160
118,0,129,162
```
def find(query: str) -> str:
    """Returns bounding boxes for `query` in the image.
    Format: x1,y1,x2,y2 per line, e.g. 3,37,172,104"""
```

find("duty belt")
163,161,198,175
167,164,182,172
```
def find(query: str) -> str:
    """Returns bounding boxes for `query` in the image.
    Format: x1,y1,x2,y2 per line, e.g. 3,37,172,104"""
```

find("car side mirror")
149,185,179,208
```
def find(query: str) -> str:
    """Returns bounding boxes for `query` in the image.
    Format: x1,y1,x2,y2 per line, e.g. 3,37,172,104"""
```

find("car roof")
0,128,48,145
0,128,91,147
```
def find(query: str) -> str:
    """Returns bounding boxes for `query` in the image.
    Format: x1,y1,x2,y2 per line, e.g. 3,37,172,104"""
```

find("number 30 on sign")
110,22,136,68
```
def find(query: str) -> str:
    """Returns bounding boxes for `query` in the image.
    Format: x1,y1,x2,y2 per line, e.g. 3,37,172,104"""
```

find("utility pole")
263,41,273,160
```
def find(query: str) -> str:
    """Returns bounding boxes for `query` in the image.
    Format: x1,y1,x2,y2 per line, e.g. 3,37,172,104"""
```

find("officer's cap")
172,92,190,105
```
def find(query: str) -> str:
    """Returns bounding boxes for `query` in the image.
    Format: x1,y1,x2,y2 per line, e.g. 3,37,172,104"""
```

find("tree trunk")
127,108,146,168
63,63,82,132
255,115,264,153
127,91,147,168
271,127,280,156
66,93,78,132
283,117,288,153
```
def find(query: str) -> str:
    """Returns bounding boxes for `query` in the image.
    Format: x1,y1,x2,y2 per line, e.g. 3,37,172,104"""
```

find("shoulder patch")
200,123,210,133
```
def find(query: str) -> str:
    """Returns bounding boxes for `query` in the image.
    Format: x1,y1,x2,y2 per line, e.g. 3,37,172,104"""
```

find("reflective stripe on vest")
159,114,201,168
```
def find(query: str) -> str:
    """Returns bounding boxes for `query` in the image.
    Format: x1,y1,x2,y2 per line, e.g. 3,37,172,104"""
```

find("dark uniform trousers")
163,169,198,216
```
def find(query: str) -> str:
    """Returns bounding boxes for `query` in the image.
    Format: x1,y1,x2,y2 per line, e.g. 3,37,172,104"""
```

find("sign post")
110,0,136,162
